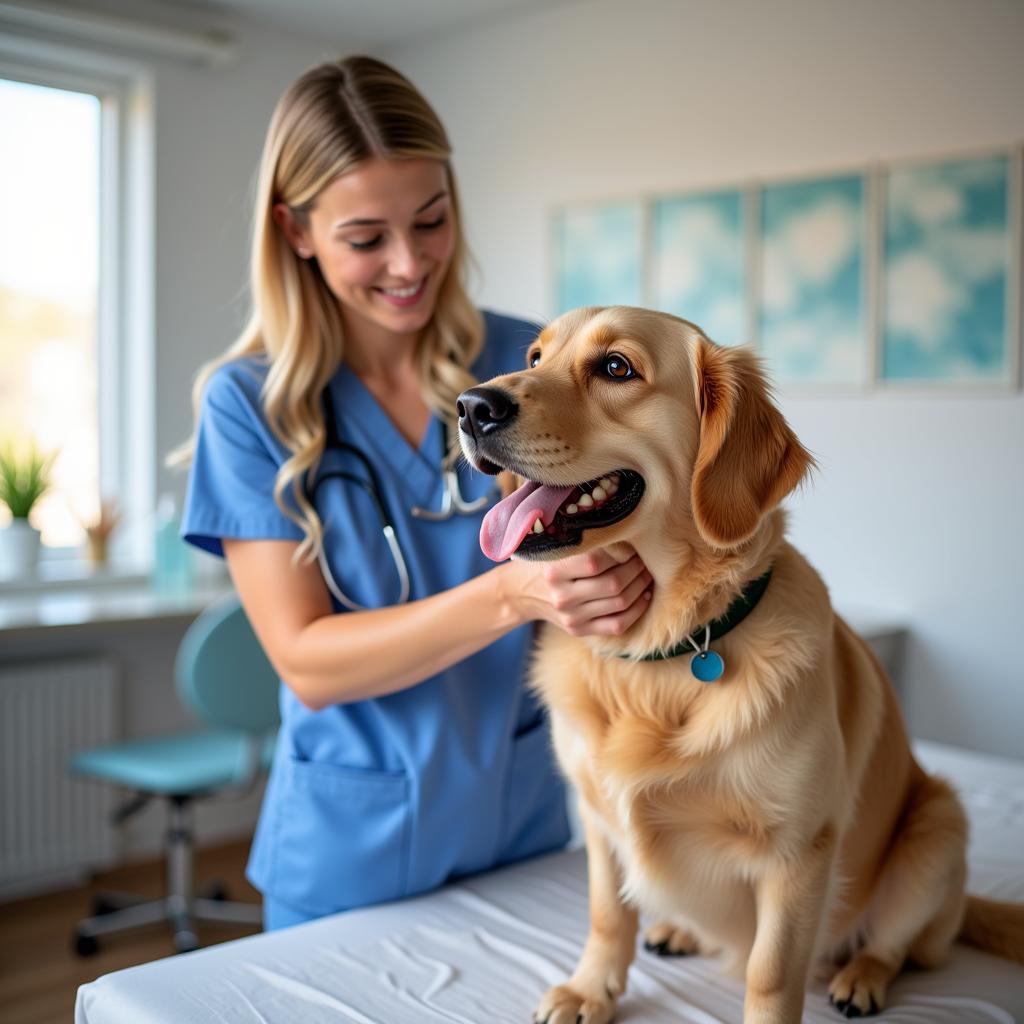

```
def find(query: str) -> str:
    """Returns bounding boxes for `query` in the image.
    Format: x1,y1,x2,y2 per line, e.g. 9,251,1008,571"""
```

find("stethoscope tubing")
317,520,410,610
309,387,496,610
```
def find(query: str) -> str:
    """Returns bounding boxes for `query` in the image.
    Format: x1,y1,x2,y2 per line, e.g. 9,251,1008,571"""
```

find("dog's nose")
457,386,518,439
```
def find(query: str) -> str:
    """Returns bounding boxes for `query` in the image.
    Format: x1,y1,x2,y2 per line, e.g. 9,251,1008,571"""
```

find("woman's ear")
272,203,314,259
690,336,815,549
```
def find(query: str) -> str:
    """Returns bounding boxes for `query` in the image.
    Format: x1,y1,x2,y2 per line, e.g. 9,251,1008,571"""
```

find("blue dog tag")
690,650,724,683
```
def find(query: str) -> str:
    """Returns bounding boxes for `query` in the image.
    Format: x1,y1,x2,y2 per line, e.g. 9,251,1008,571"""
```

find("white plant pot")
0,519,42,580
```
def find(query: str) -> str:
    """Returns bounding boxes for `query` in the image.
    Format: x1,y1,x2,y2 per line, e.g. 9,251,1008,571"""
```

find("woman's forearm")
285,563,527,709
225,538,649,713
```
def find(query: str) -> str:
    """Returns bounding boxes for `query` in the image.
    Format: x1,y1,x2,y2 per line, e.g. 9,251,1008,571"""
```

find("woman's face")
278,157,456,344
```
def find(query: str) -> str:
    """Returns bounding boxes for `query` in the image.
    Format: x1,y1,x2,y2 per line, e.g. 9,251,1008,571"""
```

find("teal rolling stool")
70,594,279,954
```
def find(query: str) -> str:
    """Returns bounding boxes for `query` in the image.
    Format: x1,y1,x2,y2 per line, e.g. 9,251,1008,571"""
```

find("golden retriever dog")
457,306,1024,1024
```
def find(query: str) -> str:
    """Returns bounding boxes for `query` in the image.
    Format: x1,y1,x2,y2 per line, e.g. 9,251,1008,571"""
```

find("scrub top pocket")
271,755,412,915
497,716,571,865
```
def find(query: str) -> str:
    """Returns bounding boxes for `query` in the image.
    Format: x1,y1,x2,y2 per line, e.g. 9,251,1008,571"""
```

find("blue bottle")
152,493,194,593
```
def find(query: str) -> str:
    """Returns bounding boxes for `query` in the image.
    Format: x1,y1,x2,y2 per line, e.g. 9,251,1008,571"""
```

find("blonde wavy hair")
171,55,484,564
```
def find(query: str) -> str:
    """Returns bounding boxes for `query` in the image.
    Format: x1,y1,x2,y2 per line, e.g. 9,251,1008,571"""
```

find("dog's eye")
604,353,635,380
528,350,541,368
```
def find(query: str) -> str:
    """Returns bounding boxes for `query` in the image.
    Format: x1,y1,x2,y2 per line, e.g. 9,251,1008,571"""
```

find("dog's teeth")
592,485,607,502
578,493,595,508
566,503,578,514
532,518,544,534
599,477,611,489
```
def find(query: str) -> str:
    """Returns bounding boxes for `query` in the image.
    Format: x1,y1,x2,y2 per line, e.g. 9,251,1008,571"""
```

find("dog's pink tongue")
481,480,575,561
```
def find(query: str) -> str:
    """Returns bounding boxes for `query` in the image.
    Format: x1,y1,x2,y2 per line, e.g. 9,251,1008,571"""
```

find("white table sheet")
76,741,1024,1024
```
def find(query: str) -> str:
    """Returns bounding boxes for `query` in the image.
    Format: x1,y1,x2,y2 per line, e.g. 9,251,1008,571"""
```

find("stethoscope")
309,387,498,611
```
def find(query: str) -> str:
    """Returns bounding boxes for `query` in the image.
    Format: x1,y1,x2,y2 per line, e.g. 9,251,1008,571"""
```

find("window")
0,78,101,550
0,38,154,583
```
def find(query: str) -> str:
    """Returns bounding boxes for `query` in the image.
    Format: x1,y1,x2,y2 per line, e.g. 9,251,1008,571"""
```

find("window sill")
0,560,149,598
0,577,234,638
0,546,229,596
0,552,233,637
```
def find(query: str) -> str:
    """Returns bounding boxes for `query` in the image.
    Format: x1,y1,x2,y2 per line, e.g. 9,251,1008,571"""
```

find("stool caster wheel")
202,881,228,901
92,895,120,916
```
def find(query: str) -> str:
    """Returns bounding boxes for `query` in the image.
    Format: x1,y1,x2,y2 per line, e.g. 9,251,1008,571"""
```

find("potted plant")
0,442,55,580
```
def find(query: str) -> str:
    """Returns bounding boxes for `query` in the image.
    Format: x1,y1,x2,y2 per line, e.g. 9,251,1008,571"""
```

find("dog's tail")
959,894,1024,965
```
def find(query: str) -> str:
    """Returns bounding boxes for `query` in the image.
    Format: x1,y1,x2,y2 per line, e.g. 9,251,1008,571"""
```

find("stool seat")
71,729,276,795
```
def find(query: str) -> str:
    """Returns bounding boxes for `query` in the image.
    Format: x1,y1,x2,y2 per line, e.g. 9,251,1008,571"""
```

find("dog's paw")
642,921,701,957
533,983,617,1024
828,956,890,1018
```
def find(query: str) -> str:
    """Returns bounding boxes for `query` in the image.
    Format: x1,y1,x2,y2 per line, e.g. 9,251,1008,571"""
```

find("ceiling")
191,0,563,50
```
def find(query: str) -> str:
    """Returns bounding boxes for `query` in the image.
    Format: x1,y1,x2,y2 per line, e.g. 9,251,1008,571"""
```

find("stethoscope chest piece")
410,457,496,520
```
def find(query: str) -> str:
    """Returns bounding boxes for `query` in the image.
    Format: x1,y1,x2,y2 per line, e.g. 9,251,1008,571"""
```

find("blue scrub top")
182,310,570,917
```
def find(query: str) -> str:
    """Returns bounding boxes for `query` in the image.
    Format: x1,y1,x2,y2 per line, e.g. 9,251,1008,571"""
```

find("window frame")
0,33,155,587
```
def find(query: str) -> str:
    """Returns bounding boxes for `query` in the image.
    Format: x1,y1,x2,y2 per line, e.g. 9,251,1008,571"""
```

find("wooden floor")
0,839,261,1024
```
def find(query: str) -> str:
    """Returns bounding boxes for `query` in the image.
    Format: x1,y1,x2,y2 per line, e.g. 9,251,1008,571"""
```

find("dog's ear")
690,336,814,549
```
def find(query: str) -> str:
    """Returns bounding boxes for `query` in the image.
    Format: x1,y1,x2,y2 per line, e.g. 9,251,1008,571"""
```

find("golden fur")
467,306,1024,1023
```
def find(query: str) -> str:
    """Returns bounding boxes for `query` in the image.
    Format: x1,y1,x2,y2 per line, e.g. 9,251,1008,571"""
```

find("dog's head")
459,306,813,564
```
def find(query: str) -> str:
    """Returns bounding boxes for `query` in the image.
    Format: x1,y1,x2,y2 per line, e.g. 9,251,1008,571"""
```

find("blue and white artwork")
758,175,867,384
882,155,1011,382
651,191,746,346
552,201,643,314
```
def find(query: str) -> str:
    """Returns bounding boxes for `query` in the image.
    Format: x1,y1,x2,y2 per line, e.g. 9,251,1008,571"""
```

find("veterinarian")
176,55,654,930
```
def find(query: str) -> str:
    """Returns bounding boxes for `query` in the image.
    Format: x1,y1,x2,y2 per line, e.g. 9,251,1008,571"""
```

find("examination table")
76,740,1024,1024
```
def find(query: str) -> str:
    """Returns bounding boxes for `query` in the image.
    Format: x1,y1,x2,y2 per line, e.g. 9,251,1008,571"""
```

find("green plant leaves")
0,444,56,519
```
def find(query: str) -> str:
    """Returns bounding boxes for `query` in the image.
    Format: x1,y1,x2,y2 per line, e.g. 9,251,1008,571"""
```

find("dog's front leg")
744,824,837,1024
534,804,637,1024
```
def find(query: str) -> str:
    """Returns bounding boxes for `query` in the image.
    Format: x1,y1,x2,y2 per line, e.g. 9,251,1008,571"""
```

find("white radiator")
0,657,119,896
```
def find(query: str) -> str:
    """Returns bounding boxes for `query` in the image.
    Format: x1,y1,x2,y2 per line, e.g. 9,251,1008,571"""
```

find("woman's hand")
500,546,653,637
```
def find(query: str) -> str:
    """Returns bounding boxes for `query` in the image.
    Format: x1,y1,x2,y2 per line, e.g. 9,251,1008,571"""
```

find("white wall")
386,0,1024,758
